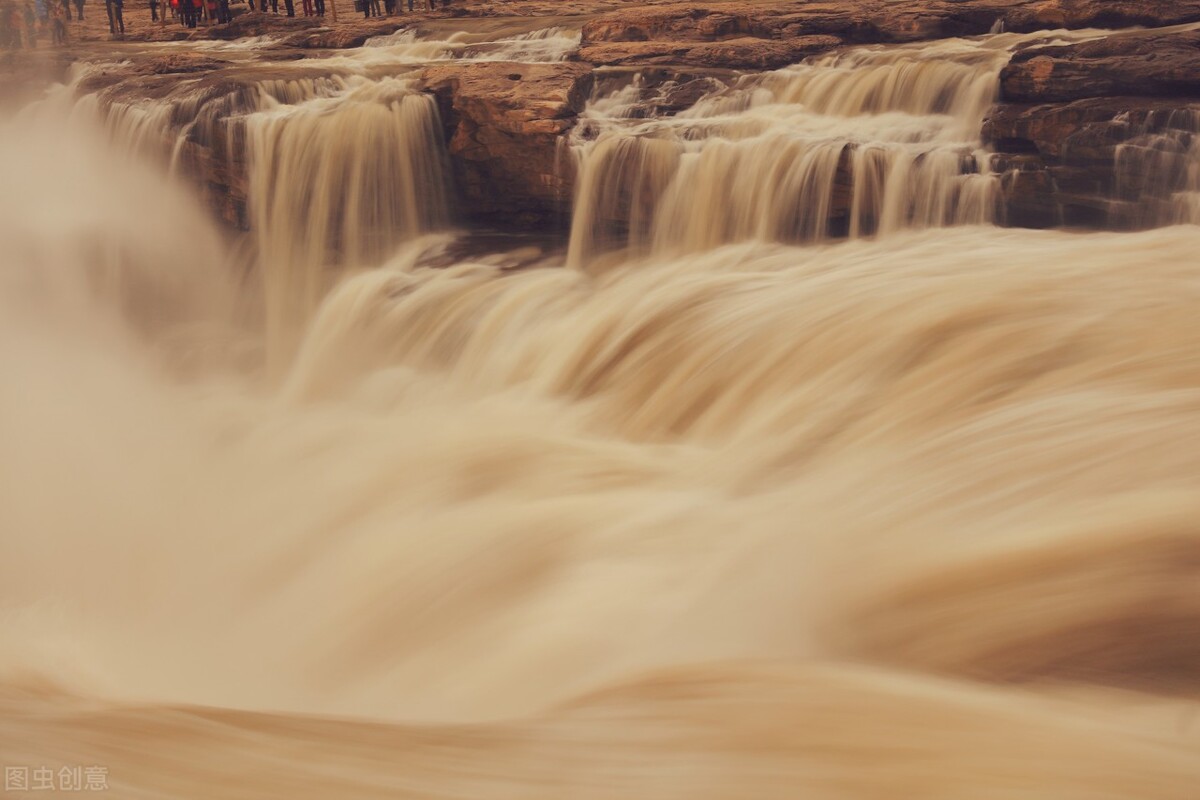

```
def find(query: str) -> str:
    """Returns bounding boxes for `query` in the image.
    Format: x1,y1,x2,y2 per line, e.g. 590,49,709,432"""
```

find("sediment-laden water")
2,25,1199,799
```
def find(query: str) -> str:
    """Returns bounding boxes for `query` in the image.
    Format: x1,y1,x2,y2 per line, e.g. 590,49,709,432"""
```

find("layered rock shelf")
987,29,1200,228
51,0,1200,236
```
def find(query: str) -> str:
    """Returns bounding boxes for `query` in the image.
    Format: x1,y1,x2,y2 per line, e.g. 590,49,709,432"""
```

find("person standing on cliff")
49,0,64,40
22,1,35,44
104,0,123,35
71,0,82,21
311,0,321,15
0,2,12,49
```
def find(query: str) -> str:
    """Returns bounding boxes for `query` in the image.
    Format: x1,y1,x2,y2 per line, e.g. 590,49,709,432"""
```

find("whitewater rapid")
2,26,1200,800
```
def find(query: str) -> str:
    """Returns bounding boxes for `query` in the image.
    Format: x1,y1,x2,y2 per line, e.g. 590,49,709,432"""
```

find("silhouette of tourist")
23,1,35,45
311,0,321,15
50,0,65,40
0,2,12,49
104,0,123,34
71,0,82,20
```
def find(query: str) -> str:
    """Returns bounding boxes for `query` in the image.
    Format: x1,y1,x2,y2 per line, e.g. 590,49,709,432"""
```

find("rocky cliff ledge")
986,29,1200,228
66,0,1200,237
579,0,1200,69
421,62,592,227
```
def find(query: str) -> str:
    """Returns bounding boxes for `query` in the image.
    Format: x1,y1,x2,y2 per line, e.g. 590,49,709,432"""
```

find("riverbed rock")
579,35,841,70
421,62,594,227
578,0,1200,69
276,18,411,48
984,25,1200,229
1002,30,1200,103
986,98,1200,228
202,10,321,40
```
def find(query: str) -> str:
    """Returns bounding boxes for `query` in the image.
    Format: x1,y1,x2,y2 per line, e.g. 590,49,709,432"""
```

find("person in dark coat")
104,0,123,34
22,2,35,44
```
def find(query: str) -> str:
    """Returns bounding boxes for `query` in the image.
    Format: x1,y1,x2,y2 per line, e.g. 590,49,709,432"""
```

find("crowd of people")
167,0,233,28
0,0,82,46
0,0,451,44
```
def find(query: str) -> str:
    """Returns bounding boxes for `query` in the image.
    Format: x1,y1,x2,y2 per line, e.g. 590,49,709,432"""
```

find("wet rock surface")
35,0,1200,239
422,61,593,227
1002,30,1200,103
988,29,1200,229
579,0,1200,69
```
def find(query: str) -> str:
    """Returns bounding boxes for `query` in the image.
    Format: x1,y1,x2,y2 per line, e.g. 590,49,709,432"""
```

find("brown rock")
421,62,594,226
276,18,411,49
578,0,1200,68
580,35,841,70
1002,30,1200,103
985,98,1200,228
201,10,320,41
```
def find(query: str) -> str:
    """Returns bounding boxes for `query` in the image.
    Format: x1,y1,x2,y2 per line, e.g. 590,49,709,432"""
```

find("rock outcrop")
578,0,1200,69
1002,30,1200,103
61,0,1200,239
578,35,840,70
988,30,1200,228
421,62,593,226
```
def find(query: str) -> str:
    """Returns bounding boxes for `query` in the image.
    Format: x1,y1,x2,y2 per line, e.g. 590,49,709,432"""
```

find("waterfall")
566,36,1022,266
59,66,453,372
1112,108,1200,227
243,76,451,370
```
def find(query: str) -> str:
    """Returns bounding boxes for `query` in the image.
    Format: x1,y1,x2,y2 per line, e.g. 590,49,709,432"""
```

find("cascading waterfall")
57,25,581,369
1113,108,1200,226
243,76,451,369
567,33,1065,266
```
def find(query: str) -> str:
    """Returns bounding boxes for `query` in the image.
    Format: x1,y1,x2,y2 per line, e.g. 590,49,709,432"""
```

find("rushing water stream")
2,23,1200,799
